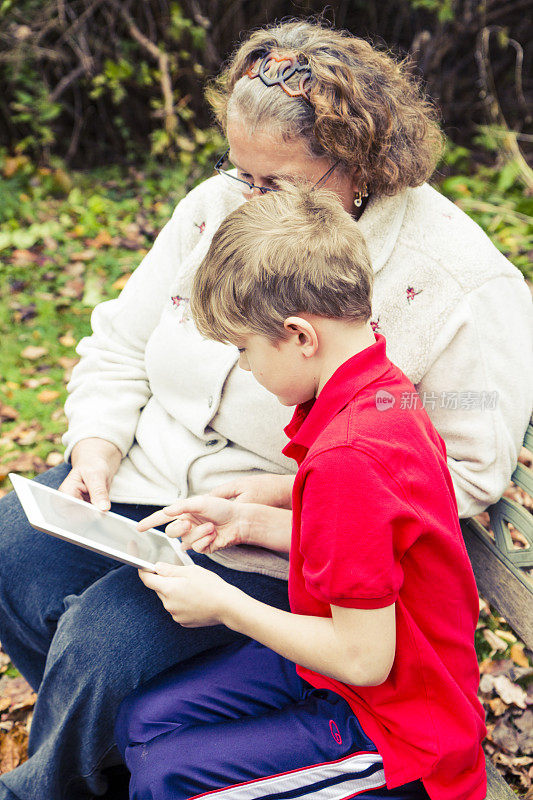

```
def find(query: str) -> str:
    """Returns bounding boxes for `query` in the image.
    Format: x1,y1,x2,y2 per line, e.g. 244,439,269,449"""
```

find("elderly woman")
0,19,531,800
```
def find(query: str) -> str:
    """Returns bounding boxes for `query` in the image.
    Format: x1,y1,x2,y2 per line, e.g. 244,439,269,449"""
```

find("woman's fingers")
81,468,111,511
58,466,110,510
58,470,87,500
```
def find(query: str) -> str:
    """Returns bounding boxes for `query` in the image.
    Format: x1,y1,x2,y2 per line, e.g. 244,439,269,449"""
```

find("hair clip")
245,52,312,100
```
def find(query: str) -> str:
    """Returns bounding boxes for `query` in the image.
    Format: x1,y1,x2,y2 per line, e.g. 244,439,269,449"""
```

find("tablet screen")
17,477,189,567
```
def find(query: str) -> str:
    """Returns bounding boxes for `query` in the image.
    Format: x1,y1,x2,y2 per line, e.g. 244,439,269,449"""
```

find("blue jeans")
0,465,290,800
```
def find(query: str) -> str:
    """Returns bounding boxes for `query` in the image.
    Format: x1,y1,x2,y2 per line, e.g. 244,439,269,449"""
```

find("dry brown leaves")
0,655,36,774
480,656,533,794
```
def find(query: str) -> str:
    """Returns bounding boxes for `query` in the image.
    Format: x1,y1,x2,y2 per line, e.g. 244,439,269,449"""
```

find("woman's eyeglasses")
214,149,339,194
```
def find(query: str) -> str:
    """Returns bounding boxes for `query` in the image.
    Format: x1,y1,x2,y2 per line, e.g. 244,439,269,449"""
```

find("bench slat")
523,420,533,454
489,498,533,568
513,462,533,497
461,519,533,650
485,755,518,799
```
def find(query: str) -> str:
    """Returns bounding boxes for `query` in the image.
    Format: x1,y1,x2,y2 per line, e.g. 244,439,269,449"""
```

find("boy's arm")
224,590,396,687
139,565,395,687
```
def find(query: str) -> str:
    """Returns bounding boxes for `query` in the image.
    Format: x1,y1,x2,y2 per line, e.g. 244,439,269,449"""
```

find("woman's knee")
0,464,71,582
0,488,48,618
115,689,144,756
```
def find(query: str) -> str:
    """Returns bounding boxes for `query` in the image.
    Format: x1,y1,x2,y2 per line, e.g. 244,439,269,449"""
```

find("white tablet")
9,473,193,572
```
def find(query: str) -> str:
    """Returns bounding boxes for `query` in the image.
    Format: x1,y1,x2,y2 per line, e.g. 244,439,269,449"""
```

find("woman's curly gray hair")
207,20,444,196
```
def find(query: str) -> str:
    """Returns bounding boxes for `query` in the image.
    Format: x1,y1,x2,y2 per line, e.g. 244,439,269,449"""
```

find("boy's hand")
137,496,251,553
138,563,241,627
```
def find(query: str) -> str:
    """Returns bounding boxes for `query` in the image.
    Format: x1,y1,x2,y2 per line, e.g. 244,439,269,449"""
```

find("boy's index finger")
136,504,188,531
136,496,215,531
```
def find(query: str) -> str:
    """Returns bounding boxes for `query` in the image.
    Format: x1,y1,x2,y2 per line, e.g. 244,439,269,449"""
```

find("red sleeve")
298,446,414,609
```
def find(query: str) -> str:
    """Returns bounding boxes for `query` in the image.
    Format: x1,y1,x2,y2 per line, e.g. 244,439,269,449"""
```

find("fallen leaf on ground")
0,724,28,772
59,278,84,299
45,452,63,467
482,629,509,653
112,273,131,291
23,377,53,389
70,249,95,262
480,674,528,709
0,405,18,422
511,643,530,668
0,423,41,446
490,717,521,753
36,390,60,404
0,677,36,715
82,274,105,307
495,630,517,644
489,697,508,716
20,346,48,361
0,453,46,477
87,230,114,248
58,357,79,370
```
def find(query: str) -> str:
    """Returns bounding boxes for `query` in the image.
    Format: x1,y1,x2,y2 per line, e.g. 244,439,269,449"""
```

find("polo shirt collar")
283,334,390,462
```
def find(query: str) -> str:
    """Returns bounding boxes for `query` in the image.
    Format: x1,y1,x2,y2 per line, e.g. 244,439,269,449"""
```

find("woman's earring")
353,185,369,208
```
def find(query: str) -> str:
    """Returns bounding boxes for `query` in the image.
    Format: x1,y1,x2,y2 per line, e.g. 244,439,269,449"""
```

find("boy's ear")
283,316,318,357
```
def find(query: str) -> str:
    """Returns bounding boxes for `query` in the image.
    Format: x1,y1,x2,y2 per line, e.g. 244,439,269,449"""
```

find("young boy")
115,184,486,800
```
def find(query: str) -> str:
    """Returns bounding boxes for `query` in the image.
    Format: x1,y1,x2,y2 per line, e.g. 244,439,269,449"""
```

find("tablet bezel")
9,473,193,572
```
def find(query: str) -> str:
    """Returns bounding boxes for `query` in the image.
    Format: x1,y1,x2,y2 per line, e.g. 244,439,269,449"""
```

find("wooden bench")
461,415,533,799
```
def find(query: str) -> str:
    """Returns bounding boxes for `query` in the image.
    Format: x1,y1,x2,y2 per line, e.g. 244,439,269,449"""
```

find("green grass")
1,145,531,475
0,158,211,468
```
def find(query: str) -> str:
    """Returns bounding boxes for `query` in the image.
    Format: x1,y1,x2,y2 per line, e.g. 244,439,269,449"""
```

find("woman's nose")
242,186,263,201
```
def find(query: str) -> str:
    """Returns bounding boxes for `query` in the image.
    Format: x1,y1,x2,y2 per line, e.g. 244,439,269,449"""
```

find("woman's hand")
137,496,293,554
59,437,122,511
137,496,252,554
138,563,243,627
209,473,295,509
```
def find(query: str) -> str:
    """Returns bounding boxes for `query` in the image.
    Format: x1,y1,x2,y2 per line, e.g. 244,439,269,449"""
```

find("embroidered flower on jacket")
170,295,190,322
406,286,423,303
194,221,206,233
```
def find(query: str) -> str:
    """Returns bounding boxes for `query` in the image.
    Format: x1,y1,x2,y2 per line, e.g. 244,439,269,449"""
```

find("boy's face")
234,333,316,407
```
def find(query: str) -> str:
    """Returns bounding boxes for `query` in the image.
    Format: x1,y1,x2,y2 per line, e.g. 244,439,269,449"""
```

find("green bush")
0,0,530,166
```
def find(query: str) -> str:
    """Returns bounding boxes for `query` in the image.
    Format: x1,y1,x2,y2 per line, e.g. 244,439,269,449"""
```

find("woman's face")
226,117,357,214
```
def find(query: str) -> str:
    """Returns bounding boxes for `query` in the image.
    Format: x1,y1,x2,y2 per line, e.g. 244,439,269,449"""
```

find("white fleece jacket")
63,174,533,579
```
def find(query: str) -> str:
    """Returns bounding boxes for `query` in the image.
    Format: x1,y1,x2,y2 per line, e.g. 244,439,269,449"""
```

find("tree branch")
476,26,533,191
107,0,177,134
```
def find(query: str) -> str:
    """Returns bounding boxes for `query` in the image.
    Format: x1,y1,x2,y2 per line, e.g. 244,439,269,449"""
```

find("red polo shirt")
282,334,486,800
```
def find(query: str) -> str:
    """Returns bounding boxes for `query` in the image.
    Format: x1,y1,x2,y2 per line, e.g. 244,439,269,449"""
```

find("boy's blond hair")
190,183,373,344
